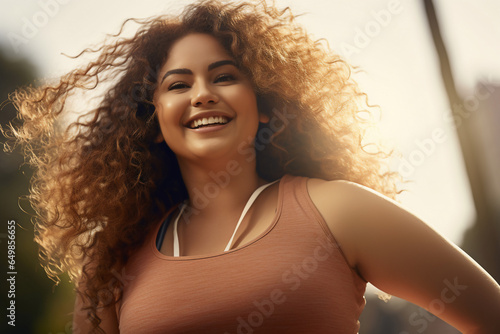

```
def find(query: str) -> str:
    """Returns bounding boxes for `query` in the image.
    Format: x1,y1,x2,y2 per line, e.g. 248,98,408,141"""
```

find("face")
154,33,267,164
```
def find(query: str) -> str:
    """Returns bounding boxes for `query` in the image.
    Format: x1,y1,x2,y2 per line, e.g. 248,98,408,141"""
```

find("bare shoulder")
307,177,500,332
306,177,399,268
307,177,397,208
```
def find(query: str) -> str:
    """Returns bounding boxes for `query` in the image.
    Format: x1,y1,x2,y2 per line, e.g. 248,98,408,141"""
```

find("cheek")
156,96,184,125
228,86,258,114
155,103,177,144
155,103,168,130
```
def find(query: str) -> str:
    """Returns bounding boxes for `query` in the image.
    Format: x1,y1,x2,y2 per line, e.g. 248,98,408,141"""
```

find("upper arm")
307,178,500,333
73,281,120,334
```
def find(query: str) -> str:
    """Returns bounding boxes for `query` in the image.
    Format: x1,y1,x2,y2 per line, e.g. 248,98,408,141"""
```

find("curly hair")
3,0,400,332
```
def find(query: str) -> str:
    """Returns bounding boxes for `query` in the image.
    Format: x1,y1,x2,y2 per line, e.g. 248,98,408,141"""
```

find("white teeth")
190,116,229,129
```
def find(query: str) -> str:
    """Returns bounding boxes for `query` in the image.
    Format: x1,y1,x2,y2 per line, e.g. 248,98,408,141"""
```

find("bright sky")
1,0,499,246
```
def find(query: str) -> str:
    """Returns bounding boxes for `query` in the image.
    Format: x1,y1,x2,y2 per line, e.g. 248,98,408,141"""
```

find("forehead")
163,33,233,69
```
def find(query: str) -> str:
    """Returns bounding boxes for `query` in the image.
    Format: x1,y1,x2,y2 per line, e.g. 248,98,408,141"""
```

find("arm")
307,178,500,333
73,281,120,334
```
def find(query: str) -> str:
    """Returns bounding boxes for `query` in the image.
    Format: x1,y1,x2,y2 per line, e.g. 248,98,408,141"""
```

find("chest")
159,186,279,257
120,221,366,334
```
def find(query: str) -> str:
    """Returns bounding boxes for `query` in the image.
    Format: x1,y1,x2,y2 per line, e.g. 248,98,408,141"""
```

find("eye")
168,82,190,91
214,74,236,83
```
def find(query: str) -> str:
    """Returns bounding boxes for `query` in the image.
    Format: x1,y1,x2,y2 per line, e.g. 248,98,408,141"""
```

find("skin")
74,33,500,333
154,33,277,256
307,179,500,333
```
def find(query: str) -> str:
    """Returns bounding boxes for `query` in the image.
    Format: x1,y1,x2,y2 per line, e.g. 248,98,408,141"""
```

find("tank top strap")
279,175,313,217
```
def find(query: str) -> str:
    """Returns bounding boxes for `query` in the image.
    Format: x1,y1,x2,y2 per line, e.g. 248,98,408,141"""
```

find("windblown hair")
3,0,399,332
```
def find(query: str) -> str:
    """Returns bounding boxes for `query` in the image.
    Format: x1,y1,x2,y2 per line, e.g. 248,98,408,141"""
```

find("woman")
5,0,500,333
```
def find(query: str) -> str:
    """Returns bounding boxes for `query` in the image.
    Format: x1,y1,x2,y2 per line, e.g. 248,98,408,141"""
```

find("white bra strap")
173,202,187,257
173,180,279,257
224,180,278,252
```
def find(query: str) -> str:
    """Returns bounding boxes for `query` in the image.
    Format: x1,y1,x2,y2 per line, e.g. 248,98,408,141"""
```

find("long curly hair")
3,0,400,332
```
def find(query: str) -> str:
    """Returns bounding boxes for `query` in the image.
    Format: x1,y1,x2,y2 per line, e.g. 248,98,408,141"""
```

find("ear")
259,113,270,124
154,132,164,143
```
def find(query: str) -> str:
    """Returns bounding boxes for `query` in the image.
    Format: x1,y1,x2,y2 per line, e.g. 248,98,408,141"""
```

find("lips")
184,112,233,129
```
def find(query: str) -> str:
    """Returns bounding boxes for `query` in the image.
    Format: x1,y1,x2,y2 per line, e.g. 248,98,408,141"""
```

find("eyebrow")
160,60,237,84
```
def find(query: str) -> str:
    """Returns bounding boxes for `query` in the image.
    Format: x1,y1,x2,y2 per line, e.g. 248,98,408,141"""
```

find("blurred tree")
424,0,500,281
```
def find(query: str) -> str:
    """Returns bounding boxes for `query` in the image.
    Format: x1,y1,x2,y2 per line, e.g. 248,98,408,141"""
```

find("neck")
176,154,266,223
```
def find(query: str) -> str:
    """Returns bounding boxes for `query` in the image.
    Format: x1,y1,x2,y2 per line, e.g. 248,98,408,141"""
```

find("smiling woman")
154,33,264,164
3,0,500,333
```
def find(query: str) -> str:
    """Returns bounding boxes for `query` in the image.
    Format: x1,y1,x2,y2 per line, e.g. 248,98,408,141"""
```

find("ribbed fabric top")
118,175,367,334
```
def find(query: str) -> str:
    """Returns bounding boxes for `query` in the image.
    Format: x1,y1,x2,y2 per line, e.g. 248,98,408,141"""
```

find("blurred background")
0,0,499,333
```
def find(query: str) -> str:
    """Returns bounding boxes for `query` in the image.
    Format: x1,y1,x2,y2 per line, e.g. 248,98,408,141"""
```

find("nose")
191,82,219,107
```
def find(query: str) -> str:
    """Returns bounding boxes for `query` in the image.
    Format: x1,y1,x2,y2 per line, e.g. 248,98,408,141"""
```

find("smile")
188,116,231,129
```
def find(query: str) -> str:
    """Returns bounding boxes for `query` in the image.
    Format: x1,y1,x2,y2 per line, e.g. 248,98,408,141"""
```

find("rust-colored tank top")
118,175,367,333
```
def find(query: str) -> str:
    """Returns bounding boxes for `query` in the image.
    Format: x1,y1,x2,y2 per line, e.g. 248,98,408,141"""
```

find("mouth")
187,116,232,129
